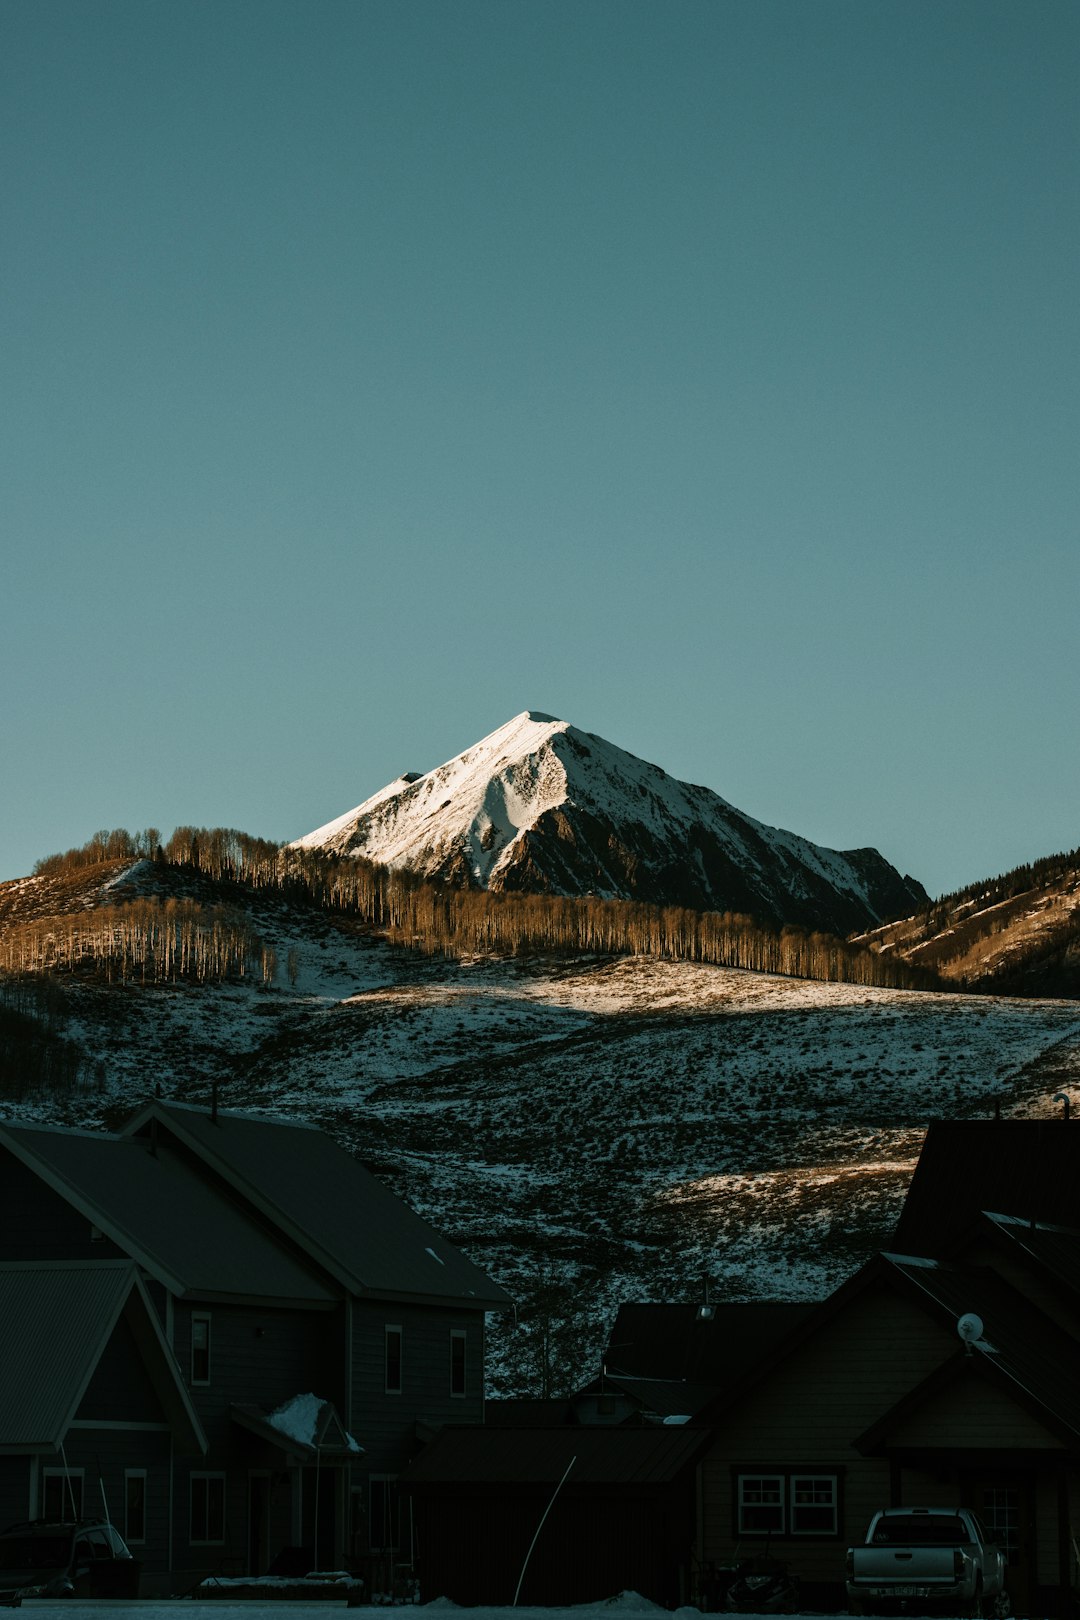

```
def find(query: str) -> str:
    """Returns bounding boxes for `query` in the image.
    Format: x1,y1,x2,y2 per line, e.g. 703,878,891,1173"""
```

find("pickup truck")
846,1507,1008,1616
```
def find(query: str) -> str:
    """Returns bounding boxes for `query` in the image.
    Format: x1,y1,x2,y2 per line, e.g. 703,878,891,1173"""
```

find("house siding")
77,1313,167,1425
350,1299,486,1476
701,1288,956,1585
886,1375,1068,1452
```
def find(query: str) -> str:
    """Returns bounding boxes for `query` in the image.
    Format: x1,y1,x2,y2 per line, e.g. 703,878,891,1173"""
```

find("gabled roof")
980,1211,1080,1298
121,1101,510,1311
881,1254,1080,1445
0,1260,206,1456
893,1120,1080,1255
577,1374,718,1420
605,1301,814,1385
0,1121,336,1306
402,1424,710,1487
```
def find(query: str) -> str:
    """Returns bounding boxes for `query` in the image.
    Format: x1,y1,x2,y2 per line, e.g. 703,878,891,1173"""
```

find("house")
694,1119,1080,1617
0,1260,206,1537
0,1101,510,1593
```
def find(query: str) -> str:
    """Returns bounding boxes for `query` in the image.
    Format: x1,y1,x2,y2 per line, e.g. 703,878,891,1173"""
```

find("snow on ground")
7,914,1080,1395
8,1603,1002,1620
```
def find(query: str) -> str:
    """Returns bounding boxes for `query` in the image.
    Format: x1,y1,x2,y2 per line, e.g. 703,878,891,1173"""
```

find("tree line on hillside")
0,898,275,986
911,845,1080,937
23,827,939,992
0,978,92,1099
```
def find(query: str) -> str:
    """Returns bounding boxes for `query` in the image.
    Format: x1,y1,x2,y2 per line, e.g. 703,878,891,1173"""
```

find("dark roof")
0,1122,336,1305
605,1301,815,1384
583,1375,718,1419
484,1399,574,1428
0,1261,206,1455
982,1211,1080,1297
123,1102,511,1311
402,1424,710,1487
881,1253,1080,1444
893,1120,1080,1255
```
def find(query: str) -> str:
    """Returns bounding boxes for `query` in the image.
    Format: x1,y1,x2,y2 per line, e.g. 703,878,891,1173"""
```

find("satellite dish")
957,1313,984,1345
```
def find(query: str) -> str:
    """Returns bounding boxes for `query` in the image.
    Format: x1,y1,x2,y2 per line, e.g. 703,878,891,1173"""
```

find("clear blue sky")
3,0,1077,897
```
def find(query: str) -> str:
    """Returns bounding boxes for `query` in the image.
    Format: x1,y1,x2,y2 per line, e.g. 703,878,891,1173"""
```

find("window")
43,1469,83,1520
738,1475,785,1535
450,1329,466,1398
125,1471,147,1544
982,1489,1021,1563
384,1326,402,1394
191,1314,211,1385
790,1475,838,1536
736,1471,840,1538
190,1473,226,1544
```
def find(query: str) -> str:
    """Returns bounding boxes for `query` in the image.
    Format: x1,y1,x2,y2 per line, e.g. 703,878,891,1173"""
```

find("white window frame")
384,1325,403,1395
449,1329,467,1398
43,1467,84,1521
190,1472,226,1545
737,1473,785,1536
191,1312,212,1386
790,1473,839,1536
124,1469,148,1544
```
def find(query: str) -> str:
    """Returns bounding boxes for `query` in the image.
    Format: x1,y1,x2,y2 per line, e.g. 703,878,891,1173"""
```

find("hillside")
855,846,1080,996
295,712,927,936
2,849,1078,1395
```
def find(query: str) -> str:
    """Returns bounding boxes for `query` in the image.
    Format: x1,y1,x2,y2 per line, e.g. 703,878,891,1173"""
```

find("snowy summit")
294,712,926,934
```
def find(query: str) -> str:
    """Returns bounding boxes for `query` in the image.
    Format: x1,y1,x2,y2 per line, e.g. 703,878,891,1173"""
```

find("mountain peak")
295,714,927,932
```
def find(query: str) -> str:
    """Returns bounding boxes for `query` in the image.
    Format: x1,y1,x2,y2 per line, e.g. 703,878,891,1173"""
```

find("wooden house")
0,1260,206,1538
696,1119,1080,1617
0,1101,509,1593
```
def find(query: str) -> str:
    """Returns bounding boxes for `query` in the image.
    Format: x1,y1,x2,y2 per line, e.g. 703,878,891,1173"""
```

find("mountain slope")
2,852,1079,1393
855,847,1080,995
296,712,926,935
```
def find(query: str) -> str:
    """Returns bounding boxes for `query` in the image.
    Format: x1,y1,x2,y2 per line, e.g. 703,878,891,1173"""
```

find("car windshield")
0,1535,71,1570
873,1516,970,1545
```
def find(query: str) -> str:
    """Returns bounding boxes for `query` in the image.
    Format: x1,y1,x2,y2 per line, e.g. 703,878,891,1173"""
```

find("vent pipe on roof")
211,1080,219,1124
992,1098,1001,1121
1053,1093,1071,1122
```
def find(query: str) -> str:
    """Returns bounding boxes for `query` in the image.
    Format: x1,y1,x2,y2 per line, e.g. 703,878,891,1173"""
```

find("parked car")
0,1520,141,1603
846,1507,1007,1617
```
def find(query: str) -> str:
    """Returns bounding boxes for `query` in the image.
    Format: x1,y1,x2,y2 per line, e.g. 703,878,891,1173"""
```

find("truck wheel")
990,1591,1010,1619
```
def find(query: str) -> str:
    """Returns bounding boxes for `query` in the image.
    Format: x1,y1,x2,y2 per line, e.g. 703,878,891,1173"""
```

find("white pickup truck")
846,1507,1008,1616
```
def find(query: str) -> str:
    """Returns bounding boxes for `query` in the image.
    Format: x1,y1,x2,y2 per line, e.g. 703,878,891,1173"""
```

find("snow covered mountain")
295,712,926,935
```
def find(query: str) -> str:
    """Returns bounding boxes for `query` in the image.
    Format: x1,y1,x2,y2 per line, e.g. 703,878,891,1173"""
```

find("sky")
3,0,1077,898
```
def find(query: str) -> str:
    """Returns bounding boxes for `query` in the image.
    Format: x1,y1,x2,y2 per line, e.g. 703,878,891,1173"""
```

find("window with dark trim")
735,1470,840,1538
190,1473,226,1544
449,1329,466,1398
191,1313,211,1385
384,1325,403,1394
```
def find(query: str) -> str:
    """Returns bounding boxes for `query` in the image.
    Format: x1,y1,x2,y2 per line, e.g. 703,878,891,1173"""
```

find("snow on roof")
267,1393,362,1453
